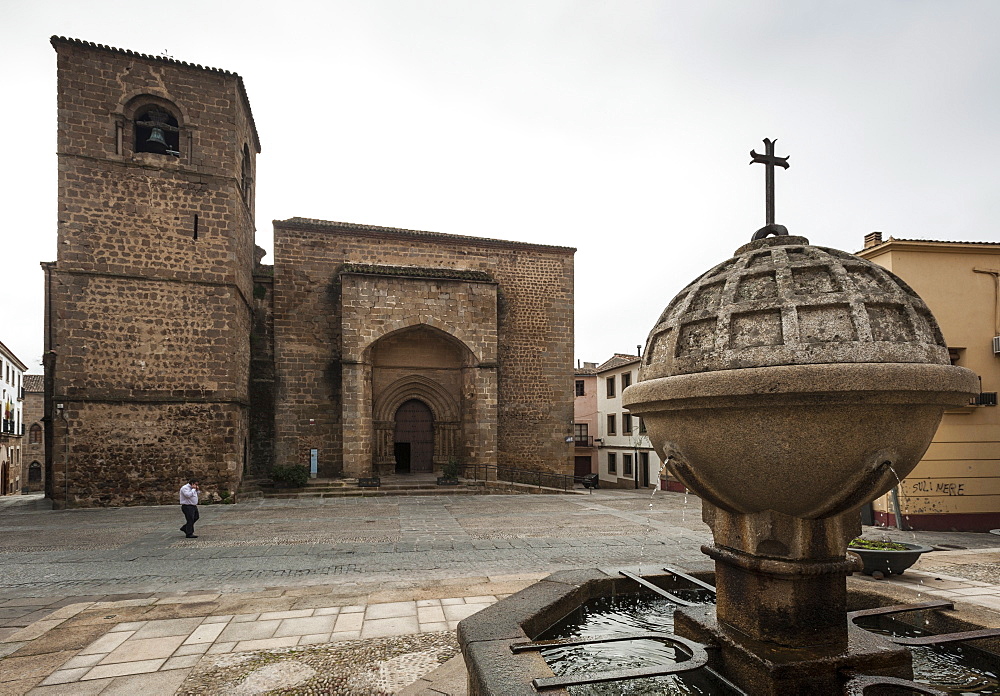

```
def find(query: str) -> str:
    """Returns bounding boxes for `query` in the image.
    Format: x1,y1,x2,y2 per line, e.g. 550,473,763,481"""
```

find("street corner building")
42,37,575,508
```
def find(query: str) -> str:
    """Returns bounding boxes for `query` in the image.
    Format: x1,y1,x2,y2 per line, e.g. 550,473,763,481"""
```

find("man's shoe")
186,535,198,539
181,526,186,533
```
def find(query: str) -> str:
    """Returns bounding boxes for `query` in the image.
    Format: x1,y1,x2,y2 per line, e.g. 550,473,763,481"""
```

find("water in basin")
856,614,1000,694
537,591,735,695
538,591,1000,695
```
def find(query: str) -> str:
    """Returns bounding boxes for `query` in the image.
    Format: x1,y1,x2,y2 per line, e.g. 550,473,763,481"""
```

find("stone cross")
750,138,790,227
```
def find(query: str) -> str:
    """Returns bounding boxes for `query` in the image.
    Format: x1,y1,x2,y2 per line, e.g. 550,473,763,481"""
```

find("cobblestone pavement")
0,490,714,602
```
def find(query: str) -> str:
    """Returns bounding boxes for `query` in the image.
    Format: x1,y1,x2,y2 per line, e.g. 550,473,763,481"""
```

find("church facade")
44,37,575,507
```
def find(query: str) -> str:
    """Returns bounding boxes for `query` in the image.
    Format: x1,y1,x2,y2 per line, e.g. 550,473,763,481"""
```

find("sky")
3,1,1000,372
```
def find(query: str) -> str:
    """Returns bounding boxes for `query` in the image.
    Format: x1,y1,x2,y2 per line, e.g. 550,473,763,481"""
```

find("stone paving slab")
1,587,506,694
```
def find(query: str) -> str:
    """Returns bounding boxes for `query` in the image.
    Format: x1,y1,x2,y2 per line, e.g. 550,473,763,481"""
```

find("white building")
595,353,663,489
0,340,26,496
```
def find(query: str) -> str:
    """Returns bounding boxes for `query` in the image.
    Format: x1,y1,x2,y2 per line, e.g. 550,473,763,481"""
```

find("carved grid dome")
639,235,949,380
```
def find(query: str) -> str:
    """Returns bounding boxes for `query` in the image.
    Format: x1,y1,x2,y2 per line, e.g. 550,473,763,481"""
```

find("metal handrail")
460,463,582,492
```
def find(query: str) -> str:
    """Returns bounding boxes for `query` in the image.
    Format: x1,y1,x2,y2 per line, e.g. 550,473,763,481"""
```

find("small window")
135,106,180,155
241,144,252,201
638,417,646,434
608,452,617,475
575,380,585,397
606,376,616,398
29,423,42,444
621,371,632,389
623,454,633,477
607,414,616,435
28,461,41,483
622,413,632,435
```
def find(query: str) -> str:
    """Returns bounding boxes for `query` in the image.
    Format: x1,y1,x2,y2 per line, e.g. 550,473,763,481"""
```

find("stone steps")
263,487,485,499
260,478,485,499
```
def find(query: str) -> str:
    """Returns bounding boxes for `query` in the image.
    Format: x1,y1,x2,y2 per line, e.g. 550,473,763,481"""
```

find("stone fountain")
459,141,981,695
622,229,977,694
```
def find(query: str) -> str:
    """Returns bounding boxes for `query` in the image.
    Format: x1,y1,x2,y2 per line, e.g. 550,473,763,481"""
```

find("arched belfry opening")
368,325,471,475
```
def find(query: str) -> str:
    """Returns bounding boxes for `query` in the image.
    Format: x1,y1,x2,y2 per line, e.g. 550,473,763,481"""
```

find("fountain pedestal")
673,506,913,694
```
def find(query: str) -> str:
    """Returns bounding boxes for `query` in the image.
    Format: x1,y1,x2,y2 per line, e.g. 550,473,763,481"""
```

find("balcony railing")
574,435,594,447
1,420,24,436
971,392,998,407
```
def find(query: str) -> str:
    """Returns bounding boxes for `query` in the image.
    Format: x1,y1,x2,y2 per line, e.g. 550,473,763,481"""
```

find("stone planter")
851,543,933,577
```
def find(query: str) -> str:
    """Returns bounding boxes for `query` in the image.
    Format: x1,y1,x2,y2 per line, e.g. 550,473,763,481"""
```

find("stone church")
43,37,575,507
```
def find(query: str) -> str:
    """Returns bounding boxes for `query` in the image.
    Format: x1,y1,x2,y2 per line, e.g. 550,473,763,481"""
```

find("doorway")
639,452,650,488
394,399,434,473
394,443,411,473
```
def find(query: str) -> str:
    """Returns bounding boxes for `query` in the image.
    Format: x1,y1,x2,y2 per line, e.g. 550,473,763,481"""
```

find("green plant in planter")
271,465,309,488
438,457,461,485
442,457,461,479
849,537,933,577
849,538,910,551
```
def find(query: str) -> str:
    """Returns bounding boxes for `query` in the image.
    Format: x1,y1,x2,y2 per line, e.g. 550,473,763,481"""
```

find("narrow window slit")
193,214,199,240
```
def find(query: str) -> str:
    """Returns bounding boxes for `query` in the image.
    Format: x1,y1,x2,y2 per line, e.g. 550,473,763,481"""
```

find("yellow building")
858,232,1000,531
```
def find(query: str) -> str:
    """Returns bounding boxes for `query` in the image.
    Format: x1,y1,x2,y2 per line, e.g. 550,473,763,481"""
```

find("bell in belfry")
145,126,169,154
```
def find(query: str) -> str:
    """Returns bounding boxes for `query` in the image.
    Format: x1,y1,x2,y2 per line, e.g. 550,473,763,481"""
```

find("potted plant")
270,464,309,489
438,457,461,485
849,538,933,577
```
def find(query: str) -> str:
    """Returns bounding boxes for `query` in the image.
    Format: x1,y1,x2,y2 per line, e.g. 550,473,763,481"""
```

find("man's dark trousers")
181,504,199,537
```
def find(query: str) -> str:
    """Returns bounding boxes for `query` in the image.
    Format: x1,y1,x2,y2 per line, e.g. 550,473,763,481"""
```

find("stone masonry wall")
49,401,246,507
249,270,276,477
272,220,575,477
47,38,258,506
339,273,498,477
22,388,45,492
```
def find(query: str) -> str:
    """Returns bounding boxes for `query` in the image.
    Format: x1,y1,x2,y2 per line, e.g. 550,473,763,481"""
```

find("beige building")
858,232,1000,531
573,362,598,479
595,354,662,489
0,340,26,495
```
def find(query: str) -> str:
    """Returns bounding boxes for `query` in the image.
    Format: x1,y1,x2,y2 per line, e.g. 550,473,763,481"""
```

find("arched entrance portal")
393,399,434,473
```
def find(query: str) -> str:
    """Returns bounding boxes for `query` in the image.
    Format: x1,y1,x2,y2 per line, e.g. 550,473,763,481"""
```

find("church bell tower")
44,37,260,507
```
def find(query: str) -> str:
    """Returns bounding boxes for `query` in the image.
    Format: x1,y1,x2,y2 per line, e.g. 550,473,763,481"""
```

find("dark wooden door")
394,400,434,473
574,456,592,478
640,452,650,487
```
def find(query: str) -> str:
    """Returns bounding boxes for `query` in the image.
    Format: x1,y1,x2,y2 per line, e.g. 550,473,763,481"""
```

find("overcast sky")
4,1,1000,372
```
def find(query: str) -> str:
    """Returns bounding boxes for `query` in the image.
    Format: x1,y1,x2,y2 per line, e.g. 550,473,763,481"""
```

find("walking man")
180,478,200,538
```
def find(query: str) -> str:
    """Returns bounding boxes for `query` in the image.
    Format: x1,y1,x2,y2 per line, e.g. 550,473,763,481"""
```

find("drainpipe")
57,404,69,506
973,268,1000,336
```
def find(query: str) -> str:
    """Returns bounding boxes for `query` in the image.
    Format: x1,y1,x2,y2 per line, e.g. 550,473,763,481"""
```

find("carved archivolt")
372,374,460,423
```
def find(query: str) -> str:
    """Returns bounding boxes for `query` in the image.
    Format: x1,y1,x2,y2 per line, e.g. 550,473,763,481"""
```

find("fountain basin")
459,568,1000,695
623,362,977,521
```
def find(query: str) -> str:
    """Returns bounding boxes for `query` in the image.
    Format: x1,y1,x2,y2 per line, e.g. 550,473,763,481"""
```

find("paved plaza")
0,489,713,601
2,489,1000,694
